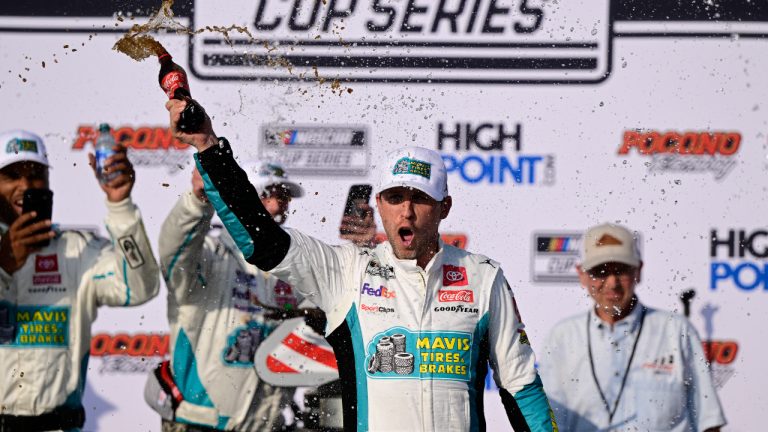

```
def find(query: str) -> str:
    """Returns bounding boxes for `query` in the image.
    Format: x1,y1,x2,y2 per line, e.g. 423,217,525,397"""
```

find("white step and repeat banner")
1,0,766,430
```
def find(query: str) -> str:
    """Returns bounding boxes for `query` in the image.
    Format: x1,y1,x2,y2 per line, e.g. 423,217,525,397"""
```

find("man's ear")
635,261,643,284
440,196,452,219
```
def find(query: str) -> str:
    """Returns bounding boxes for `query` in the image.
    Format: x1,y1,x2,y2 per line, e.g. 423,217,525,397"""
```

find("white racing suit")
159,192,304,431
0,198,160,429
195,140,558,432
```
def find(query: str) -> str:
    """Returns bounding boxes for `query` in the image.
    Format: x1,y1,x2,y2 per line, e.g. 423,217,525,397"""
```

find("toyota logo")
445,271,464,282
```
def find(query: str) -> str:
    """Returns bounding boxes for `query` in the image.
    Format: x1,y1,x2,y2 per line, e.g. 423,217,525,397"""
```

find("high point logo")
437,121,555,186
619,130,741,180
710,229,768,292
73,125,191,174
190,0,611,83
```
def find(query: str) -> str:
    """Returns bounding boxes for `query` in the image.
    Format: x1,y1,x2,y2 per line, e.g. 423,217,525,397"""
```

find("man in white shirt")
539,223,726,432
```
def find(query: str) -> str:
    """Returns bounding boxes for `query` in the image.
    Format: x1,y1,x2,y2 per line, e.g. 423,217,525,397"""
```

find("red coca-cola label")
161,71,189,99
33,274,62,285
437,290,474,303
442,265,468,286
35,254,59,273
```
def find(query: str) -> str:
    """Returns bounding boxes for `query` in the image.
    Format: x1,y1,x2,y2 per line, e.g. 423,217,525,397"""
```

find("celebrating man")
165,100,557,431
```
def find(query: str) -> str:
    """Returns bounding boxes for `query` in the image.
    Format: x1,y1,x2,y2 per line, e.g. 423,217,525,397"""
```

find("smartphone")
340,184,372,235
343,184,372,217
22,188,54,248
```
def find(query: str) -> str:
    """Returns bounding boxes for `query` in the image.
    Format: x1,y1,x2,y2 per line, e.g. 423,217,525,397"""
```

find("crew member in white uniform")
539,223,726,432
0,129,160,431
153,162,377,431
164,98,559,432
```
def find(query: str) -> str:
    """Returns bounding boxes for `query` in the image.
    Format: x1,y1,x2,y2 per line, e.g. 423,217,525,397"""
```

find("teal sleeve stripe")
165,224,201,283
194,155,255,259
122,259,131,306
173,329,215,408
346,305,369,431
514,375,557,432
469,313,490,432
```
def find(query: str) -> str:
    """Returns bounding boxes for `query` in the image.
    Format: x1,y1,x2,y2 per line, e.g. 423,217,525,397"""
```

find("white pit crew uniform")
540,301,726,431
194,139,557,432
0,198,160,424
160,192,304,431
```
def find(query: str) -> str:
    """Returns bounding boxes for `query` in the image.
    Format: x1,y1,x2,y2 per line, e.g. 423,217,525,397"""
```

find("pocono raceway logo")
619,130,741,180
73,125,192,174
90,332,169,374
710,229,768,291
700,302,739,389
438,122,554,186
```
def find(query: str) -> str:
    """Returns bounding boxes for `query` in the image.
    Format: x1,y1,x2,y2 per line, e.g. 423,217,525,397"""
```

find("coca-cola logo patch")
35,254,59,273
442,265,468,286
438,290,474,303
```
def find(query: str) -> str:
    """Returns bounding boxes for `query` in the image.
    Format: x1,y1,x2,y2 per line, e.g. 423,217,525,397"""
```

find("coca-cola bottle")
158,49,206,133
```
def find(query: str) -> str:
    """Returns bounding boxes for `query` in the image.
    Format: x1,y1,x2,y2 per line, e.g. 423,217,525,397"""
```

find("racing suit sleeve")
194,140,290,271
193,140,357,313
87,198,160,307
488,271,558,432
159,192,215,305
683,321,727,430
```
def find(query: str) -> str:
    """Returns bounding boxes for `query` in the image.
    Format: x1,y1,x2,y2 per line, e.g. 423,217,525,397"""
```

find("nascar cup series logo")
366,327,472,381
190,0,611,83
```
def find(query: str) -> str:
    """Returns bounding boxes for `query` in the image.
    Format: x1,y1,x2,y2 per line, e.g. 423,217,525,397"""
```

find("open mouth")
398,227,414,248
13,198,23,214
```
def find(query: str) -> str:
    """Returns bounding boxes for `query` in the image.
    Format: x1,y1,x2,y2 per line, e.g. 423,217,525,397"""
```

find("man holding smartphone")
0,129,160,431
165,100,557,432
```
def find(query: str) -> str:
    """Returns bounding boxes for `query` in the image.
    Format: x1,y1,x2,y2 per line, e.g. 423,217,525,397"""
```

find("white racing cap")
581,223,641,271
376,147,448,201
0,130,50,170
245,161,304,198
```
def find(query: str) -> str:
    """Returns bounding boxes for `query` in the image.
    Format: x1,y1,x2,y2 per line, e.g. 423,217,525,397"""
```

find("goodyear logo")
393,157,431,179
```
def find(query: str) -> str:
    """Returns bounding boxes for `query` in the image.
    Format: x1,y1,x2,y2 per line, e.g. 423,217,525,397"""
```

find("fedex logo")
35,254,59,273
361,283,396,299
438,290,474,303
443,265,468,286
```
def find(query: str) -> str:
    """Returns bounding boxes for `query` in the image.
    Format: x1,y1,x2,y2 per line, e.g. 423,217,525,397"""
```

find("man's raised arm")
166,99,289,271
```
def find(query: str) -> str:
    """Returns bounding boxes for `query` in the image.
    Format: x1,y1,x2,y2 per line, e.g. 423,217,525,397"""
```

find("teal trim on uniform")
173,329,214,408
345,304,369,431
195,263,207,286
194,156,255,259
217,416,231,430
91,271,115,280
468,313,490,432
122,259,131,306
514,375,555,431
63,353,90,408
165,224,200,283
104,225,115,246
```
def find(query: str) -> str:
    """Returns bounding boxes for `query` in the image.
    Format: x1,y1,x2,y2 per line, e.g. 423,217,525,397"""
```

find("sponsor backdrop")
1,0,766,430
